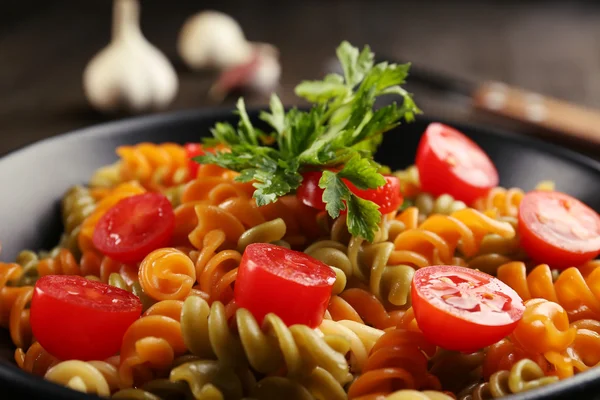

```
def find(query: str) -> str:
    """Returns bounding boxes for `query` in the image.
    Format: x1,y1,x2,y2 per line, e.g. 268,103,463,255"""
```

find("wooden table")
2,0,600,158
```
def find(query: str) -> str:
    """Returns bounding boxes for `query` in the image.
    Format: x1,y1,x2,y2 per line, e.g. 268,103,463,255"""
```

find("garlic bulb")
177,10,255,70
83,0,178,114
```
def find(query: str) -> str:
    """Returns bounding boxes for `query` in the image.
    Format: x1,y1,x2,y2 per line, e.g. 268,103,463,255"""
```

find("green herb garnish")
195,41,420,241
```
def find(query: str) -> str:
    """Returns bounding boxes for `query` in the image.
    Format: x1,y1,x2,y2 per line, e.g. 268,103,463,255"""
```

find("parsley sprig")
195,41,420,241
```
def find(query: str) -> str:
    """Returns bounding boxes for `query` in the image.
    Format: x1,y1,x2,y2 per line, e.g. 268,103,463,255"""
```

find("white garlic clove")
83,0,178,114
177,10,255,70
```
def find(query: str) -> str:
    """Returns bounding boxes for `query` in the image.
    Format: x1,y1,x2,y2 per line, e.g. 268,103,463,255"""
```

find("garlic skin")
177,10,255,70
83,0,178,114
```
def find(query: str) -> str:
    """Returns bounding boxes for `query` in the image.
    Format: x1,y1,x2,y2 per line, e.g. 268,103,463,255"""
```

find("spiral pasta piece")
14,250,41,286
467,359,558,399
80,250,139,284
14,342,59,376
37,248,81,277
414,192,467,221
45,360,111,396
78,181,146,253
347,329,440,399
138,248,197,301
473,187,525,218
386,390,455,400
117,143,192,191
544,319,600,378
89,162,123,189
169,359,250,399
179,296,351,391
390,208,515,268
498,261,600,322
512,299,576,355
119,300,187,387
60,185,96,256
319,318,384,374
327,288,403,330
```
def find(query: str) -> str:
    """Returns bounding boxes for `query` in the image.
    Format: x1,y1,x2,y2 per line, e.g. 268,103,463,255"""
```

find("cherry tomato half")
92,193,175,263
416,123,499,204
411,265,525,353
234,243,336,328
185,143,205,178
518,191,600,269
296,171,403,214
30,275,142,361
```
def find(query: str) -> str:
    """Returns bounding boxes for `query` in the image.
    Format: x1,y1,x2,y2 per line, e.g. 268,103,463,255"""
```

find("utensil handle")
472,81,600,146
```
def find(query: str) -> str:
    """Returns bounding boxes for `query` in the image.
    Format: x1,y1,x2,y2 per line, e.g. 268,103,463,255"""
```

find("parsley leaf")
193,41,420,242
338,155,385,190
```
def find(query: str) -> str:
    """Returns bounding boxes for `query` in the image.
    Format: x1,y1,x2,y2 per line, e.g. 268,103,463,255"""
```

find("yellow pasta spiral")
138,248,197,301
390,207,515,268
119,300,187,387
498,261,600,322
45,360,111,396
117,143,191,191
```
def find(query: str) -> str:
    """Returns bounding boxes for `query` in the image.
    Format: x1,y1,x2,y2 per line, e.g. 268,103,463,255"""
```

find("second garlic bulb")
83,0,178,114
177,10,255,70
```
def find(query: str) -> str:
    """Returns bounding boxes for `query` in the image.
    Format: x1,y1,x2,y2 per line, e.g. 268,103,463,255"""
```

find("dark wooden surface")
1,0,600,158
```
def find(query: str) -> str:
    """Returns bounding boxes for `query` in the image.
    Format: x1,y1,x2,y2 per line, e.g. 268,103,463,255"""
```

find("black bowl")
1,109,599,400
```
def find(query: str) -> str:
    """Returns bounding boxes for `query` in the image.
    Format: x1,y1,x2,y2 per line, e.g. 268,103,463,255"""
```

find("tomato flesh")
518,191,600,269
346,175,403,214
30,275,142,361
411,265,524,352
234,243,336,328
185,143,205,178
92,193,175,263
296,171,403,214
416,123,499,204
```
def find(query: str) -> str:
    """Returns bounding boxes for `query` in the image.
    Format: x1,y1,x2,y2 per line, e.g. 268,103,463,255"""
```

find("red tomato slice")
185,143,205,178
518,191,600,269
30,275,142,360
92,193,175,263
346,175,403,214
296,171,403,214
234,243,336,328
411,265,524,353
416,123,499,204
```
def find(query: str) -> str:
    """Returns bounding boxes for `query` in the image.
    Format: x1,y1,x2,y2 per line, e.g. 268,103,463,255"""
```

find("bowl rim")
1,107,600,400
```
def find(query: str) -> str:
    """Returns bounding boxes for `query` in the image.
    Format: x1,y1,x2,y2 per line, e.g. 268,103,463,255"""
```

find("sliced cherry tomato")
234,243,336,328
346,175,403,214
296,171,403,214
92,193,175,263
411,265,524,353
185,143,205,178
416,123,499,204
518,191,600,269
30,275,142,360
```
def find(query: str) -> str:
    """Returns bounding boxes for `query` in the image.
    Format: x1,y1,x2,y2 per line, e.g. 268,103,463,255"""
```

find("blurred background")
2,0,600,159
